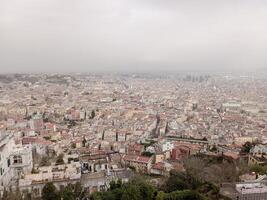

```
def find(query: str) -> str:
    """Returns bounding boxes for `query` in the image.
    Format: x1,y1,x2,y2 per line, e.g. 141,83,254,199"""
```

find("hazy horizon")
1,0,267,73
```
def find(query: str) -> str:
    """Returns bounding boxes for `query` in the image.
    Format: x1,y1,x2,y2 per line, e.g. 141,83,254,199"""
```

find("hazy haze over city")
1,0,267,73
3,1,267,199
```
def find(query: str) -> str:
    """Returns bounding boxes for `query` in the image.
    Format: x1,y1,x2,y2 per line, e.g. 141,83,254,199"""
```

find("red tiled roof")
137,156,151,163
152,162,164,170
22,137,37,144
123,155,152,164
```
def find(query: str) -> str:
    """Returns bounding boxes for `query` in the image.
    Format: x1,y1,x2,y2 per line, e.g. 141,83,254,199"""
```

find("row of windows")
5,155,23,168
0,155,23,177
13,155,22,164
6,156,23,166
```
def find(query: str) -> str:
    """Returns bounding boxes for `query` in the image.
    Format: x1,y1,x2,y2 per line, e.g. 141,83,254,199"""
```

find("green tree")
42,182,59,200
241,142,254,154
111,188,123,200
90,192,104,200
61,184,75,200
109,179,122,191
250,164,267,175
121,184,142,200
197,183,220,199
162,170,199,192
135,179,155,200
119,177,155,200
156,191,166,200
73,182,85,198
163,176,190,192
90,174,214,200
164,190,205,200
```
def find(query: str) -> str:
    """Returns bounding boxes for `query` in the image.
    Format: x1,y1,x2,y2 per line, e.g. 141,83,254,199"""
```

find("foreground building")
122,154,153,173
0,132,33,189
235,182,267,200
18,162,81,198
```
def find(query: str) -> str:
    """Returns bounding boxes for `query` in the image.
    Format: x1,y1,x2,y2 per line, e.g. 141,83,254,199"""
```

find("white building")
10,144,33,179
160,141,174,152
0,132,33,189
0,133,15,187
235,182,267,200
18,162,81,198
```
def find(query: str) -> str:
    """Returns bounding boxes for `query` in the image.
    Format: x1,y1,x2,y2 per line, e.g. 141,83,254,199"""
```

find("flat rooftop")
236,183,267,194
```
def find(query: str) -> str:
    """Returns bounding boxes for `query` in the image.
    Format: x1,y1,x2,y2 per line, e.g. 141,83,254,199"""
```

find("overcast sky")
0,0,267,73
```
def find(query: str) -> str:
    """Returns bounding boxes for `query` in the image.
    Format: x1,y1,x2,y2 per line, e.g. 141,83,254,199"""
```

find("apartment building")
0,132,33,189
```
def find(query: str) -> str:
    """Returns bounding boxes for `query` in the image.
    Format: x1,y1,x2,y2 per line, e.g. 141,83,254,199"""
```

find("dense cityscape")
0,72,267,199
2,0,267,198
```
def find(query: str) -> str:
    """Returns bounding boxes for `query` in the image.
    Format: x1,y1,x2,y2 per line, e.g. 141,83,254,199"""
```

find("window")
33,188,40,197
13,155,22,164
100,185,105,191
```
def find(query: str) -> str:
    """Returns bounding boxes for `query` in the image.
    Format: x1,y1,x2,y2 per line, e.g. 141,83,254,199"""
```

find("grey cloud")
0,0,267,73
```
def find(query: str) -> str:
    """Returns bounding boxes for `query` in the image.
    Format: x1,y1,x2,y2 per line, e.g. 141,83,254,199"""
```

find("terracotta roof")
152,162,164,170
